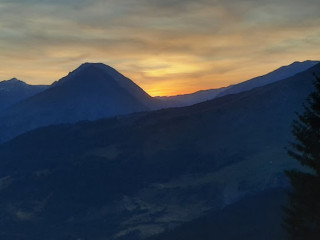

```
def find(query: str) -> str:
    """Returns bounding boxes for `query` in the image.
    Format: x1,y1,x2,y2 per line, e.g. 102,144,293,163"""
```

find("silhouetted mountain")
0,63,318,239
0,78,48,113
0,63,159,143
158,60,319,107
217,60,319,97
155,86,231,107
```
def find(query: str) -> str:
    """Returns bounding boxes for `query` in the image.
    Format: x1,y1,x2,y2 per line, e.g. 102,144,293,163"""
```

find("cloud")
0,0,319,95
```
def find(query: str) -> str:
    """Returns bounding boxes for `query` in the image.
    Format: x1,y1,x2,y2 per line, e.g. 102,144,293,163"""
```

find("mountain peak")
53,62,138,90
58,62,120,84
1,78,25,84
78,62,103,69
76,62,116,73
288,60,319,67
0,78,29,89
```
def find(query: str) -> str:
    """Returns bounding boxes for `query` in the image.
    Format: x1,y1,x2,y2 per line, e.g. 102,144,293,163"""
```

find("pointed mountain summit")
0,63,158,143
47,62,157,115
0,78,48,113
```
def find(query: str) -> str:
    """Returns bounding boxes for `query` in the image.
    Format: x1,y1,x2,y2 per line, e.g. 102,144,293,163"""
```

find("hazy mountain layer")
158,60,319,107
155,86,231,107
0,78,48,113
217,60,319,97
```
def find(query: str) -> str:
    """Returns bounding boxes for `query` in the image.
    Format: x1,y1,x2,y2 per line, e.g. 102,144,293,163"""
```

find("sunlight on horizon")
0,0,319,96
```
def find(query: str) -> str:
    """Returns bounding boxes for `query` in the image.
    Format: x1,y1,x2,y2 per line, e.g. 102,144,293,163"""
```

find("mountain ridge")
0,78,48,113
0,60,318,144
157,60,319,107
0,62,319,239
216,60,319,98
0,63,160,143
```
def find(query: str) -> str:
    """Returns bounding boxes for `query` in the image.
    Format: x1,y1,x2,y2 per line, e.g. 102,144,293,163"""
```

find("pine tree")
284,74,320,239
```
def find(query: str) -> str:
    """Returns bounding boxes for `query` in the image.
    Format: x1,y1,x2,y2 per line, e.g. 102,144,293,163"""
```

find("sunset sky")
0,0,319,96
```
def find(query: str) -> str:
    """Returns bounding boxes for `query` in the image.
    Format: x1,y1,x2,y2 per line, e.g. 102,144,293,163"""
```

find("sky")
0,0,319,96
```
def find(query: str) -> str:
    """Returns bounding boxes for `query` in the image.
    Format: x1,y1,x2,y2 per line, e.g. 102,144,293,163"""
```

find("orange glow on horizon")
0,0,319,97
5,55,320,97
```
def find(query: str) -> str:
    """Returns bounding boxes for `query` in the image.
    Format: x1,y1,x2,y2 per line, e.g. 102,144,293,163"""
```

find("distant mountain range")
157,60,319,107
156,86,231,107
0,78,48,113
0,60,317,144
0,62,318,239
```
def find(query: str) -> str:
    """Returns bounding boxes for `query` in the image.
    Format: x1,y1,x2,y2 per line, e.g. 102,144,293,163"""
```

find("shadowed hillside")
146,188,287,240
0,63,318,239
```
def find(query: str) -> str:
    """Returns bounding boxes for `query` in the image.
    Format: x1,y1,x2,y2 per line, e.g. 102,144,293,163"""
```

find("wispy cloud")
0,0,319,95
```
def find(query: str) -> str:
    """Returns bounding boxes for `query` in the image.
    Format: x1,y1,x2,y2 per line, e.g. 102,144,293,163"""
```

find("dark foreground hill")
0,63,159,143
0,63,319,240
146,188,287,240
